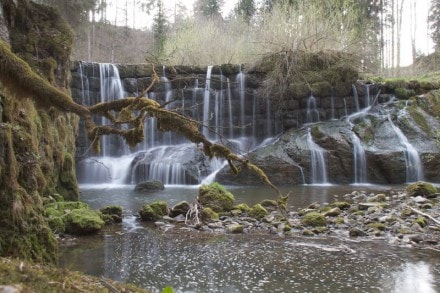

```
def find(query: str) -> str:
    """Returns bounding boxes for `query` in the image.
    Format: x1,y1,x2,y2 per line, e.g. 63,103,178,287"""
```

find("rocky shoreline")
138,181,440,250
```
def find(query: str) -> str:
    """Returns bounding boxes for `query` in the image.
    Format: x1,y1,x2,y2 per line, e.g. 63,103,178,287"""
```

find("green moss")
198,182,235,212
233,203,251,212
413,217,428,228
248,204,269,219
100,205,123,224
311,81,332,97
385,79,408,90
394,87,415,100
301,212,326,227
64,209,104,235
368,222,386,231
139,201,169,221
408,106,430,135
330,201,351,210
310,125,325,140
406,181,438,198
202,207,219,222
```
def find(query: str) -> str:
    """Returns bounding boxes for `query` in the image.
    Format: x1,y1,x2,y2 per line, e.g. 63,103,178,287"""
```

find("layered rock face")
0,0,79,262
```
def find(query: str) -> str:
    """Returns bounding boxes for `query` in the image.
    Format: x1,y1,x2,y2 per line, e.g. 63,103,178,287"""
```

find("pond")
59,184,440,293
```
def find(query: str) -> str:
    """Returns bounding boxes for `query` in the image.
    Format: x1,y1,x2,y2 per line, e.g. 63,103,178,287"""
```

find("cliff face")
0,0,79,262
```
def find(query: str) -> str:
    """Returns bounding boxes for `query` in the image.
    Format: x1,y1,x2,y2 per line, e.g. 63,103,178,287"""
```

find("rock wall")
0,0,78,262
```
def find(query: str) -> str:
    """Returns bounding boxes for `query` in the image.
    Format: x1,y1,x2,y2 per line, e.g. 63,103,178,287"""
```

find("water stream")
60,184,440,293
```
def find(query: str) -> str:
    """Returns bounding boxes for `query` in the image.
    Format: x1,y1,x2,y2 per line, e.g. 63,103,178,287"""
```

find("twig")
100,277,119,293
405,204,440,226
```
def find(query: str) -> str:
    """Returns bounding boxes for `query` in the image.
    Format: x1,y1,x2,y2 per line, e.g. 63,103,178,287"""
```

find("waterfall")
236,67,246,137
351,133,367,184
306,94,320,123
364,84,371,108
387,116,424,182
75,63,279,185
352,84,360,112
202,66,213,138
306,128,328,184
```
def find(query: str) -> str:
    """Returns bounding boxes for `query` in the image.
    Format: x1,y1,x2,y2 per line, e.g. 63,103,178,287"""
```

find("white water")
306,94,320,123
202,66,213,138
306,128,328,184
387,116,424,182
236,68,246,137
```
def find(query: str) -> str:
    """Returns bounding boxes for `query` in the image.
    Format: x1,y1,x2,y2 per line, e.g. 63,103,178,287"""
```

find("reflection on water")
60,185,440,293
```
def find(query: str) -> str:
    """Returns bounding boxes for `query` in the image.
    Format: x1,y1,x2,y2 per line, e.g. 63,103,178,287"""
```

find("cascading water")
75,63,277,185
352,84,360,113
387,116,424,182
306,94,320,123
306,128,328,184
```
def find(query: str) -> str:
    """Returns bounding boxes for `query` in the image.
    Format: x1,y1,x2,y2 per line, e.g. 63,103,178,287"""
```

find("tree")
152,0,168,55
194,0,224,19
234,0,256,24
429,0,440,51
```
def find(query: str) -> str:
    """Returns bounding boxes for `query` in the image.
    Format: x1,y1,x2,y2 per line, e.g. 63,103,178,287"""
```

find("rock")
368,193,386,202
358,202,387,210
139,201,169,221
227,224,244,233
134,180,165,192
100,205,123,224
170,201,190,217
260,199,278,210
64,209,105,235
0,285,22,293
201,207,219,222
323,207,341,217
208,222,224,229
349,227,367,237
301,212,326,227
412,196,430,204
198,182,235,212
233,203,251,212
330,201,351,210
406,181,438,198
248,204,269,219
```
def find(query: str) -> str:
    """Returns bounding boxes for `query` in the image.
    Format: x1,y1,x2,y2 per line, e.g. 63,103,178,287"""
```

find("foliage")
152,0,168,56
429,0,440,51
194,0,224,19
0,257,149,292
234,0,256,24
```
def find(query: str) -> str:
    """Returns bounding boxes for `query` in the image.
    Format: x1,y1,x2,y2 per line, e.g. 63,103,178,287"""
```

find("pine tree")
152,0,167,55
194,0,224,19
429,0,440,51
234,0,256,24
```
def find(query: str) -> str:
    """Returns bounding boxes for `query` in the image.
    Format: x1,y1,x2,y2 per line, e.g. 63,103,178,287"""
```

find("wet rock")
406,181,438,198
368,193,387,202
100,205,123,224
170,201,190,217
330,201,351,210
260,199,278,210
323,207,341,217
358,202,387,210
201,207,219,222
301,212,326,227
139,201,169,221
64,209,105,235
227,224,244,233
134,180,165,192
349,227,367,237
248,204,269,220
198,182,235,212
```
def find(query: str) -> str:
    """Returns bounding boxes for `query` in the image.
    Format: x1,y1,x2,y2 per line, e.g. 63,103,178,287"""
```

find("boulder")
100,205,123,224
135,180,165,192
139,201,169,221
170,201,190,217
227,224,244,233
248,204,269,220
406,181,438,198
198,182,235,212
301,212,326,227
64,209,105,235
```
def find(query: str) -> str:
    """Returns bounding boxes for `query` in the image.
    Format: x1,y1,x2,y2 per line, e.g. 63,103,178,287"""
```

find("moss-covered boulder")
406,181,438,198
301,212,327,227
202,207,219,222
134,180,165,192
170,201,190,217
227,224,244,233
248,204,269,219
64,209,105,235
233,203,251,212
139,201,169,221
198,182,235,212
100,205,123,224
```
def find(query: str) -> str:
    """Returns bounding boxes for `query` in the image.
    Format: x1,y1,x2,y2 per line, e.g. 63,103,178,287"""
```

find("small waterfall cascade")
364,84,371,108
306,94,320,123
202,66,213,138
387,116,424,182
75,63,278,185
352,84,360,112
306,128,328,184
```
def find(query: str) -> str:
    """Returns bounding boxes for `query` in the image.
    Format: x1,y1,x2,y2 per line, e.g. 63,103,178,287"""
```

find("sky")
106,0,434,66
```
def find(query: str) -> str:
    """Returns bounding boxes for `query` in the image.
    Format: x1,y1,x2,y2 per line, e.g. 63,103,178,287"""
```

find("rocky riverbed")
140,181,440,250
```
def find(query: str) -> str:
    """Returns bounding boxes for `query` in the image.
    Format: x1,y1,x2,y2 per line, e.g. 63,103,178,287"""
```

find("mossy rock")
413,217,428,228
330,201,351,210
233,203,251,212
311,81,332,97
301,212,326,227
394,87,415,100
368,222,386,231
202,207,219,222
139,201,169,221
64,209,105,235
248,204,269,219
259,200,278,210
227,224,244,233
406,181,438,198
100,205,123,224
288,82,310,99
170,201,190,217
198,182,235,212
134,180,165,192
